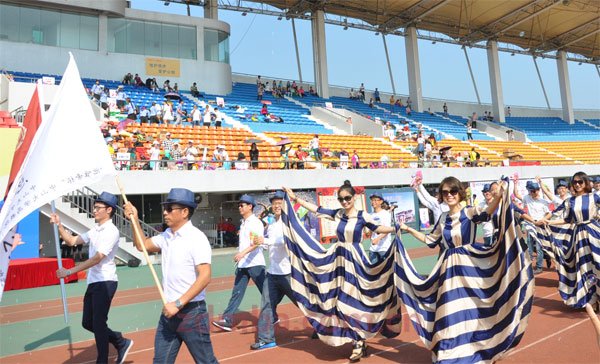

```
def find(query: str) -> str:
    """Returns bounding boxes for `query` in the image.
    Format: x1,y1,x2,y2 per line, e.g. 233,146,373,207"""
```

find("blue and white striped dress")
282,204,402,346
539,193,600,308
394,186,534,363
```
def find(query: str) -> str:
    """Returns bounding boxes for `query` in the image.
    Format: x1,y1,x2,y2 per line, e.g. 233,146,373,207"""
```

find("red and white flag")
0,54,116,300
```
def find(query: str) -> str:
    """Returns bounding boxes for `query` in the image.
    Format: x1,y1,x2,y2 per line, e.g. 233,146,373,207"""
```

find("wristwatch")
175,299,183,309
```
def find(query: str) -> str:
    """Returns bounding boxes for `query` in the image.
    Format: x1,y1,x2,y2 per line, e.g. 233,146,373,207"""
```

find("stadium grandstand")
0,1,599,361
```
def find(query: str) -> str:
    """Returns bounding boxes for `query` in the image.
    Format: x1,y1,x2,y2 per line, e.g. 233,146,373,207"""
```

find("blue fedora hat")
526,181,540,190
593,176,600,183
269,190,286,202
239,194,256,206
482,184,492,193
369,193,384,200
96,192,118,209
161,188,197,209
557,180,568,188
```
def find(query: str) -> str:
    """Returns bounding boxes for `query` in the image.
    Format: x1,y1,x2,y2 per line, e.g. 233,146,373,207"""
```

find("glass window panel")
145,22,161,56
0,4,20,42
204,29,217,62
127,20,144,55
178,25,196,60
19,7,40,44
161,24,179,57
218,31,229,63
107,18,126,53
60,12,79,49
79,15,98,50
39,8,60,47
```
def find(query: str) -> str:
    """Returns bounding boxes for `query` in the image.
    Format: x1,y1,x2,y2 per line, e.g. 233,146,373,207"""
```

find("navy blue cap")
161,188,197,209
593,176,600,183
370,193,384,200
269,190,285,202
96,192,118,210
239,194,256,206
526,181,540,190
482,184,492,193
557,180,568,187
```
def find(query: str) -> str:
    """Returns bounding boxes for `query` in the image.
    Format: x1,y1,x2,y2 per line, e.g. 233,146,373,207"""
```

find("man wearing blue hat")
593,176,600,197
478,183,498,246
250,190,297,350
514,179,553,274
214,194,266,332
540,178,570,205
51,192,133,364
124,188,218,363
367,193,392,265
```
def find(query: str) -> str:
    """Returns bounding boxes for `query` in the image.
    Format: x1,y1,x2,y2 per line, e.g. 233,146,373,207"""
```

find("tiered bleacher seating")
535,141,600,164
503,117,599,142
469,141,571,165
203,83,333,135
263,132,418,166
392,138,504,165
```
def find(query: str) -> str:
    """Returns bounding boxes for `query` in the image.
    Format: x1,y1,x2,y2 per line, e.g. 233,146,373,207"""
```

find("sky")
132,0,600,110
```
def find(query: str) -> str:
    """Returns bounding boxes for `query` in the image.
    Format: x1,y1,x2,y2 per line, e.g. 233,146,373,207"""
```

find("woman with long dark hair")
249,142,259,169
540,171,600,347
282,180,397,362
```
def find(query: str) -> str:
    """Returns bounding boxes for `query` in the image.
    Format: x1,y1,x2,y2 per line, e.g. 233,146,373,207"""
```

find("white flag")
0,54,116,297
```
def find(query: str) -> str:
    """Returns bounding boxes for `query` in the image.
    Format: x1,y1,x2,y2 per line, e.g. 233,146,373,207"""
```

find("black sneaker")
212,320,232,332
115,339,133,364
250,341,276,350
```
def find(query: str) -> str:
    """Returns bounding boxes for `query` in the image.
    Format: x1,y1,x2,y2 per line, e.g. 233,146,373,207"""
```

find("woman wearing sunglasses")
538,172,600,347
397,176,534,363
282,180,397,362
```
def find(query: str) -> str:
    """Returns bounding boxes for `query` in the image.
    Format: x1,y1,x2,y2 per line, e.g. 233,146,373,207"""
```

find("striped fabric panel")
534,193,600,308
394,186,534,363
282,197,401,346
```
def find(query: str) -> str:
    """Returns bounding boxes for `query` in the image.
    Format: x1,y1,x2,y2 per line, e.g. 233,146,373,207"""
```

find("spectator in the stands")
308,134,321,161
443,103,448,117
184,141,198,170
191,105,201,126
203,107,212,127
298,86,305,98
190,82,201,97
134,74,144,87
256,75,262,86
257,83,264,101
249,143,259,169
295,145,307,170
235,153,249,170
91,80,102,101
428,133,437,148
116,86,127,110
471,112,478,123
139,106,149,124
163,80,172,92
309,85,317,96
466,123,474,140
173,83,179,93
149,141,161,170
406,97,412,109
359,83,365,100
506,106,512,117
125,98,137,120
389,94,395,108
351,150,360,169
162,132,174,153
151,78,159,92
122,72,133,85
99,88,109,113
395,98,403,107
175,100,185,125
171,142,182,168
368,98,374,108
406,105,412,116
213,108,223,128
162,101,174,124
261,104,268,116
349,88,356,99
373,88,381,102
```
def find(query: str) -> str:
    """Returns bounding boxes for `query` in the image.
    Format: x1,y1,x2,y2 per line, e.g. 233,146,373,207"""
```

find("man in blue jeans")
52,192,133,364
251,191,296,349
125,188,218,363
213,194,265,331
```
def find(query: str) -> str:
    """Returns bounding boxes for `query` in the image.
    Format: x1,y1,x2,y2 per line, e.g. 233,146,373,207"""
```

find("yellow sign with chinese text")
145,58,180,77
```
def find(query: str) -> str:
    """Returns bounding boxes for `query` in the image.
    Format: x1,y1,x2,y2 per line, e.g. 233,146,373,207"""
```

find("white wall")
91,164,600,196
0,7,232,95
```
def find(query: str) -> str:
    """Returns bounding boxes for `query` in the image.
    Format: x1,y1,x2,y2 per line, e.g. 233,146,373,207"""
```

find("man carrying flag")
50,192,133,364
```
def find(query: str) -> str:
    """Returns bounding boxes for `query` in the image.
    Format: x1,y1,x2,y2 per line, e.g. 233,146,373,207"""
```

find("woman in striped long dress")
397,176,534,363
540,172,600,348
282,180,397,362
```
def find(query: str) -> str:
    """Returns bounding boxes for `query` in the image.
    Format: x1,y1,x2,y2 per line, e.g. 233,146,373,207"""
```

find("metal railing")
63,186,160,244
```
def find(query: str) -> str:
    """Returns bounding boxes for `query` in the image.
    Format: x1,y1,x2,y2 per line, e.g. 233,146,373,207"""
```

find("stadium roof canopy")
178,0,600,63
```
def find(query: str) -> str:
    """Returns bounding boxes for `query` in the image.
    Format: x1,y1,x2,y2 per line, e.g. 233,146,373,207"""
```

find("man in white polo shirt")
251,191,296,350
52,192,133,364
124,188,218,363
368,193,393,265
213,194,265,331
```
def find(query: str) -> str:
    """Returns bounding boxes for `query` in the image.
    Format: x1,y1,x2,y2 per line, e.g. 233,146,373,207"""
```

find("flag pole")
50,201,69,323
115,176,166,304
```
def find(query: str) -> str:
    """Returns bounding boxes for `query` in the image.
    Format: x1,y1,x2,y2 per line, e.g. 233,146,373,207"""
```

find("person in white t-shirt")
593,176,600,197
149,141,161,171
214,194,265,331
514,179,552,274
367,193,393,265
52,192,133,364
124,188,218,363
191,104,201,126
478,183,498,246
251,191,297,350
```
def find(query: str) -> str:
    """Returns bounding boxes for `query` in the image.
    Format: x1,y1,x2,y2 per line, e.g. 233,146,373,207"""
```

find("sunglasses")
163,206,184,213
441,188,460,197
337,195,353,203
572,179,584,185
